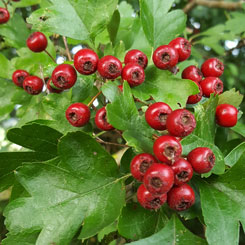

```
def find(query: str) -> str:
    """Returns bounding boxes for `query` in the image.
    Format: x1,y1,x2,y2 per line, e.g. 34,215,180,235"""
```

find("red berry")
95,107,114,131
97,55,122,79
122,63,145,87
143,163,174,195
130,153,157,181
167,183,195,211
12,70,29,87
169,37,191,62
47,79,62,93
153,135,182,165
187,147,215,174
200,77,223,97
153,45,179,70
216,104,238,127
23,76,43,95
0,8,10,24
118,84,123,92
26,32,48,52
124,49,148,69
182,65,203,83
145,102,172,130
137,184,167,210
201,58,224,77
166,109,196,137
187,82,203,104
74,49,99,75
52,64,77,90
66,103,90,127
171,158,193,186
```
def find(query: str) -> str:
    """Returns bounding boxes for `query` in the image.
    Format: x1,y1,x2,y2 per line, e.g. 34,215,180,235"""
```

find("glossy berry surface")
153,45,179,70
182,65,203,83
201,58,224,77
12,70,29,87
0,8,10,24
143,163,174,195
145,102,172,130
137,184,167,210
95,107,114,131
200,77,223,97
187,147,215,174
153,135,182,165
47,79,62,93
216,104,238,127
171,158,193,186
169,37,191,62
26,32,48,52
124,49,148,69
167,183,195,211
74,49,99,75
122,63,145,87
66,103,90,127
130,153,157,181
97,55,122,79
52,64,77,90
166,109,196,137
23,76,43,95
187,82,203,104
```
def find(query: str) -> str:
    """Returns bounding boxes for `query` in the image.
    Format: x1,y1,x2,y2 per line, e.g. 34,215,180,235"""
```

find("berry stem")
1,0,8,9
62,36,72,61
44,50,56,64
134,98,149,106
93,131,107,138
96,138,130,148
87,91,102,107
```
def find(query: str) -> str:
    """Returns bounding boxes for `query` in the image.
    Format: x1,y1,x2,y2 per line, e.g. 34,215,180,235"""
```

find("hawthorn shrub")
0,0,245,244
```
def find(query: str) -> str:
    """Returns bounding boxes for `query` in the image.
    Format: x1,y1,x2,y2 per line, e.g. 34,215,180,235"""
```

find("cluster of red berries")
0,0,20,24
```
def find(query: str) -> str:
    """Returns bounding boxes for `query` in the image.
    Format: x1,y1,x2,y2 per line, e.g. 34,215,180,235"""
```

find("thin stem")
1,0,8,9
96,138,130,148
62,36,72,61
87,91,102,107
93,131,107,138
134,98,149,106
44,50,56,64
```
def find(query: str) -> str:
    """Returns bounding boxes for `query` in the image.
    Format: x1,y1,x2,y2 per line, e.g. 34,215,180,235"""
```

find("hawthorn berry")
97,55,122,79
122,63,145,87
26,32,48,52
145,102,172,130
167,183,195,211
216,104,238,127
166,109,196,137
137,184,167,210
66,103,90,127
52,64,77,90
182,65,203,83
201,58,224,77
143,163,174,195
47,79,62,93
0,8,10,24
171,158,193,186
187,147,215,174
74,49,99,75
23,76,43,95
12,70,29,87
153,135,182,165
187,82,203,104
130,153,157,182
200,77,223,97
169,37,191,62
153,45,179,70
124,49,148,69
95,107,114,131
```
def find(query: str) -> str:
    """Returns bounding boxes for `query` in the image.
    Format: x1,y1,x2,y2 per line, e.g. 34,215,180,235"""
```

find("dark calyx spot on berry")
101,111,109,126
208,153,215,167
139,161,150,173
25,86,33,94
183,41,191,51
69,112,78,122
159,113,168,124
83,61,93,71
176,199,190,210
151,177,162,188
177,171,189,181
215,62,224,71
181,114,192,126
164,146,175,159
161,53,170,62
17,76,25,84
0,12,4,18
197,70,203,76
132,71,140,80
57,76,67,86
215,82,223,92
137,56,144,66
109,63,118,74
150,197,161,209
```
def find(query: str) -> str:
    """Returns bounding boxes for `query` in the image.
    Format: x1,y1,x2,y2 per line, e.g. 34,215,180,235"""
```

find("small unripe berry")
216,104,238,127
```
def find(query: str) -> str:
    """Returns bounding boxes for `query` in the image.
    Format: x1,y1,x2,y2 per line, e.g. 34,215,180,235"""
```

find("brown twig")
44,50,56,64
62,36,72,61
96,138,130,148
87,91,102,107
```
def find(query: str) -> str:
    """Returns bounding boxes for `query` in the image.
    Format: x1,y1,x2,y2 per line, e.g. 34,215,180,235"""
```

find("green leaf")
4,132,126,244
140,0,186,48
3,232,39,245
0,54,14,79
118,203,168,240
101,81,120,103
107,82,155,153
128,214,207,244
107,10,120,45
218,89,243,108
225,142,245,167
132,66,199,110
12,0,41,8
232,122,245,137
198,154,245,245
